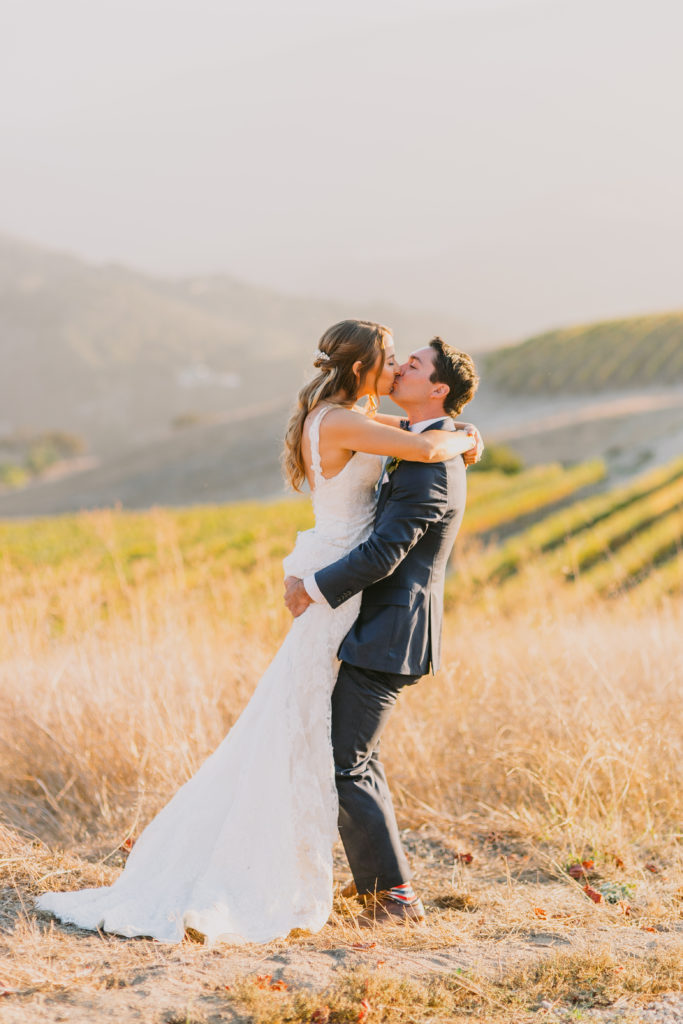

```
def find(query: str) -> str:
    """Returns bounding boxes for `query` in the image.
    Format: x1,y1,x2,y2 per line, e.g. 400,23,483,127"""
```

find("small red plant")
583,885,603,904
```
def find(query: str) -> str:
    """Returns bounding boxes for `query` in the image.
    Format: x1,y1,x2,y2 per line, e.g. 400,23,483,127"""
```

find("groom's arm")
314,460,449,608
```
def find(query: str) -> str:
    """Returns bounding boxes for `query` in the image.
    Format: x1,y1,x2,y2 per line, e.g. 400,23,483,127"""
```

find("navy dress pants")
331,661,420,895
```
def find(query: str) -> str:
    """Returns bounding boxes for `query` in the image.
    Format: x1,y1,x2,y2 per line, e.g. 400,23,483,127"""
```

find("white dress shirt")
302,417,446,605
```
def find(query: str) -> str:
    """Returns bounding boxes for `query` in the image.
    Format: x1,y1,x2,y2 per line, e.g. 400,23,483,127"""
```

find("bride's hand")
454,423,484,466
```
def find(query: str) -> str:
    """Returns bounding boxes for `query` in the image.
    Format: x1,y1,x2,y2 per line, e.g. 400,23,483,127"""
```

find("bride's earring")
367,394,379,417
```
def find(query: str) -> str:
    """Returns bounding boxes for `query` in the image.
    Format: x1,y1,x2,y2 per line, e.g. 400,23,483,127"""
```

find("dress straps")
307,403,334,486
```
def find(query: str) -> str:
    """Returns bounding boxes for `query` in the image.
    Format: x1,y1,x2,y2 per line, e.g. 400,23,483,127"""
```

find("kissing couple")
37,319,482,943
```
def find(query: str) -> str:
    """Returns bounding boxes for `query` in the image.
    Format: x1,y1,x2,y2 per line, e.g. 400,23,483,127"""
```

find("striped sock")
387,882,418,905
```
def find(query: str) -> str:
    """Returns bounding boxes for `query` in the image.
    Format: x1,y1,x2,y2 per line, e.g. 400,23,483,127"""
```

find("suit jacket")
314,418,467,676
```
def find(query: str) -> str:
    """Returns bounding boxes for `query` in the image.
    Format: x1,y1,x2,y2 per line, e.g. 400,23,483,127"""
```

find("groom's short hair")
429,338,479,417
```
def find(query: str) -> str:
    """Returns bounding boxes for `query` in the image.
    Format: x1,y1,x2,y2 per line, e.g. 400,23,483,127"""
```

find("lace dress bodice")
283,404,383,578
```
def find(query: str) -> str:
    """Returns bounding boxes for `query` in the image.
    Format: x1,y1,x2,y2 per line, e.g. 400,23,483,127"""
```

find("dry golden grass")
0,505,681,1022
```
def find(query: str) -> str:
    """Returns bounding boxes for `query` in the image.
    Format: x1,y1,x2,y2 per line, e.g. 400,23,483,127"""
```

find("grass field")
485,311,683,393
0,459,681,1022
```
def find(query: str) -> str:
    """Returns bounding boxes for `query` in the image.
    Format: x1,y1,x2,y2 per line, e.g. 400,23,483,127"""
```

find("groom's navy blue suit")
313,418,467,894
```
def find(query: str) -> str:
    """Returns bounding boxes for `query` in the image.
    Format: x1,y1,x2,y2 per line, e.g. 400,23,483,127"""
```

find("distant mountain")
486,312,683,394
0,234,485,458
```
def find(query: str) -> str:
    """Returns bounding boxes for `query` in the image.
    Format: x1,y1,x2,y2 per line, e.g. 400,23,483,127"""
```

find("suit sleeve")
314,460,449,608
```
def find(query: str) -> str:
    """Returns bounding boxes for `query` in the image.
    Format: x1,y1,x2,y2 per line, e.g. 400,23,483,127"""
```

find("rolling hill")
0,234,483,458
0,399,293,516
486,312,683,394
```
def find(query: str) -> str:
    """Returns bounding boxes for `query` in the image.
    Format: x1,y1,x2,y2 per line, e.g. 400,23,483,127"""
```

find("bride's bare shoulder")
303,403,360,433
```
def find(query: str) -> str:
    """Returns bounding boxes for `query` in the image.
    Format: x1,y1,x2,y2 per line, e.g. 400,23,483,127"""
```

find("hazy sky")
2,0,682,340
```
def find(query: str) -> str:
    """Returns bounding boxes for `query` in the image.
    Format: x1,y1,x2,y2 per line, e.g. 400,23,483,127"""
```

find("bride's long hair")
282,319,391,491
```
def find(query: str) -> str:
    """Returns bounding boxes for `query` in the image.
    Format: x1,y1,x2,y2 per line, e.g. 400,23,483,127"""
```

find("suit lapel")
376,478,392,517
375,416,454,518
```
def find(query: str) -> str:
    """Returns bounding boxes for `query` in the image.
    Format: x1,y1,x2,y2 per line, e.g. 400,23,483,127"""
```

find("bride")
37,319,476,945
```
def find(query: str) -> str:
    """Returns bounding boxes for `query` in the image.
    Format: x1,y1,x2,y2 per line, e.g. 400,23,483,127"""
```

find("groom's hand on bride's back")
284,576,313,617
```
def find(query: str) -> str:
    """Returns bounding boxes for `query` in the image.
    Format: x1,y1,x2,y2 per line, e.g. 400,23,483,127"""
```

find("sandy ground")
1,824,680,1023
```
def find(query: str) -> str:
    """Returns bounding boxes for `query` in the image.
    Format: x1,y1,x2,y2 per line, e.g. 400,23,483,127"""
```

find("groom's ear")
430,381,450,401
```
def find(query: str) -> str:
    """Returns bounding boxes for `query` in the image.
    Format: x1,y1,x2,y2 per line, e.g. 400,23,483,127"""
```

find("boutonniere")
386,456,402,477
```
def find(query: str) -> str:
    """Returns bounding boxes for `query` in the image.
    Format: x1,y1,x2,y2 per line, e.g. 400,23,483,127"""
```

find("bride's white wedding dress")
37,405,382,944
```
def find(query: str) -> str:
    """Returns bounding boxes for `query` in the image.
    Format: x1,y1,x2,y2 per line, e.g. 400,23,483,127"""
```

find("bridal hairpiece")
316,350,331,362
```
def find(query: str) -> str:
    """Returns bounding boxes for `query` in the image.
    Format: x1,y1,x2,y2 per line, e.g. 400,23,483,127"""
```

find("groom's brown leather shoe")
356,894,426,927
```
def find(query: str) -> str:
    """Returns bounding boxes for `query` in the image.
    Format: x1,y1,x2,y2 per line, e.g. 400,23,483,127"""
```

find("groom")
285,338,480,926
